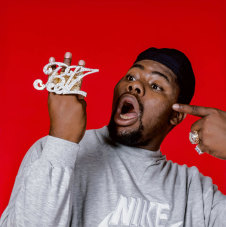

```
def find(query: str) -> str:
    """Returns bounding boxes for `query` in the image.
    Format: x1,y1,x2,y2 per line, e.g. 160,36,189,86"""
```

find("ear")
170,111,187,126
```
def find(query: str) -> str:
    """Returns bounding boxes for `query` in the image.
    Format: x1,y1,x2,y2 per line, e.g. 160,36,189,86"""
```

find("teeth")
120,114,133,120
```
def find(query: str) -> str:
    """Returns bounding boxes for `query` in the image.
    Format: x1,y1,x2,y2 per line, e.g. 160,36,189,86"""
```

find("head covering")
134,47,195,104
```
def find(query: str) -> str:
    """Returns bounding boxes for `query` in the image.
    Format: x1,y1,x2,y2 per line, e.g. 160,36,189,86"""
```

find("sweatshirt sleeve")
0,135,79,227
204,181,226,227
191,169,226,227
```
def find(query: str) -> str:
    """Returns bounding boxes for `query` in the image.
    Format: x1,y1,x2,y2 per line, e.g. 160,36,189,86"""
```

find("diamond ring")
195,145,204,155
189,130,200,144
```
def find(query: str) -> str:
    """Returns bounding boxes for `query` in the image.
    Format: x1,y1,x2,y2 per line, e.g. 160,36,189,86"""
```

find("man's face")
108,59,180,150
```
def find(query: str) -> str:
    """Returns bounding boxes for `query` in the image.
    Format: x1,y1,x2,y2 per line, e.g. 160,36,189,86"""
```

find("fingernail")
49,57,55,63
172,104,180,109
64,52,72,59
78,59,85,66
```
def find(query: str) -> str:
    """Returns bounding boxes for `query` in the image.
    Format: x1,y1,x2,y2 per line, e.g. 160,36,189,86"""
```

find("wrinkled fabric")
1,126,226,227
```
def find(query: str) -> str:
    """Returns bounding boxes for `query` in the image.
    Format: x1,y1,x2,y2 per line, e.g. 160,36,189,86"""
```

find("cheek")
112,81,127,105
114,81,128,98
141,97,172,127
115,80,127,91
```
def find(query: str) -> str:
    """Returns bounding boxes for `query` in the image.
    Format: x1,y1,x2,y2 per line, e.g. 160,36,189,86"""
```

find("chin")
108,117,145,147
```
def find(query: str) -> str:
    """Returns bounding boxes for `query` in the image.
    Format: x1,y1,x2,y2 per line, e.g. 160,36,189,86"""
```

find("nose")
127,81,144,96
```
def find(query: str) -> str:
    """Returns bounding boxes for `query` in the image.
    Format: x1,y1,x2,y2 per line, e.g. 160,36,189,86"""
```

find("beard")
107,96,148,147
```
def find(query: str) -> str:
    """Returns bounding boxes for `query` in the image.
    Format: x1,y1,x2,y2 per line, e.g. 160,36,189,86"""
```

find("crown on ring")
33,62,99,97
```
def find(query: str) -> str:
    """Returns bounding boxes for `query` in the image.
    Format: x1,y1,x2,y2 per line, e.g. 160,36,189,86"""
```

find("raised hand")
48,52,87,143
172,104,226,160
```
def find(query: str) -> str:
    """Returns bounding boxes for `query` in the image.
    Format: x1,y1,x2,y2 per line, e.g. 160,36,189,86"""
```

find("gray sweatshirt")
0,126,226,227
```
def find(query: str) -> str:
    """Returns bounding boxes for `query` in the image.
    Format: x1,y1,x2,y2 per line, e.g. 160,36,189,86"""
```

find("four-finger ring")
189,130,200,144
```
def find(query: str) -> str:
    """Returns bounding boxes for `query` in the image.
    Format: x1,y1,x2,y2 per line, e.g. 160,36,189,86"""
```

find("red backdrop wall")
0,0,226,215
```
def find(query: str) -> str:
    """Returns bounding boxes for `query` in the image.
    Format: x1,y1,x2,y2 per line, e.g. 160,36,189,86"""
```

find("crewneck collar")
95,125,166,161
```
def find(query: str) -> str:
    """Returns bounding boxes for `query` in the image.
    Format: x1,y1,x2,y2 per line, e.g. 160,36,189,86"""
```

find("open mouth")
114,94,140,126
120,102,136,119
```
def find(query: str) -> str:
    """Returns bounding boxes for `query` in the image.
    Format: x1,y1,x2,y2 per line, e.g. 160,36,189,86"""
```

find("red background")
0,0,226,216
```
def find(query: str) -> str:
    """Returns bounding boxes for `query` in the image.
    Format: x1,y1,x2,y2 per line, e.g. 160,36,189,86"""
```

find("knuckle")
201,128,206,138
201,126,208,138
210,108,219,115
201,136,207,147
191,105,198,114
202,118,209,127
202,117,213,131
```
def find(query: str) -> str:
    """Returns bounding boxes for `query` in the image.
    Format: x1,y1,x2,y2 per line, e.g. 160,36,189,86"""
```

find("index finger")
172,103,213,117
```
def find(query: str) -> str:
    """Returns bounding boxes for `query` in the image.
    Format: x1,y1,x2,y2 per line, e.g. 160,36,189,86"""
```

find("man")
1,48,226,227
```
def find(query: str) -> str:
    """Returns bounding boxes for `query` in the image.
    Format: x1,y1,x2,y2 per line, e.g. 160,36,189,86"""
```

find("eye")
151,83,163,91
126,75,136,81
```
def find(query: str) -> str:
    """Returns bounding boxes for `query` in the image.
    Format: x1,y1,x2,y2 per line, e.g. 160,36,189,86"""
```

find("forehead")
130,59,177,82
